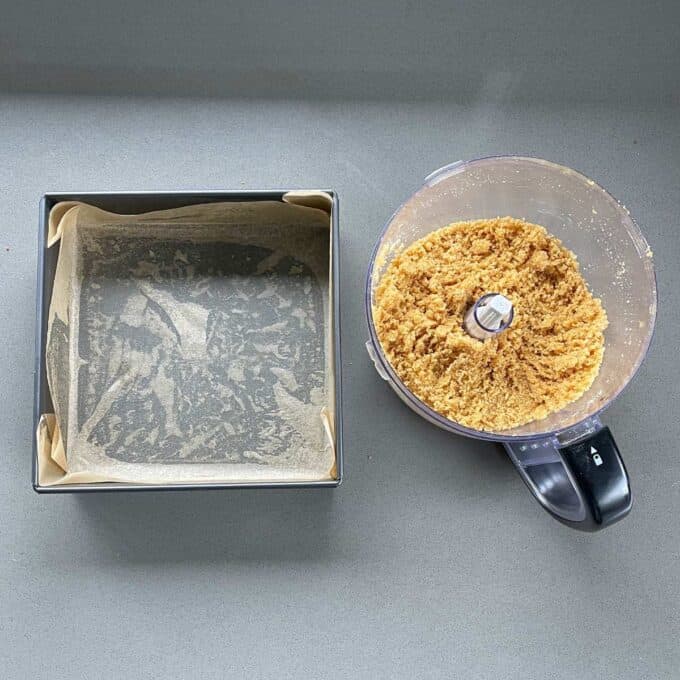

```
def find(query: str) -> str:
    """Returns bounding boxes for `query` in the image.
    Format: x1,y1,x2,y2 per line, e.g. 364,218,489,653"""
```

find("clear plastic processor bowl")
366,156,657,531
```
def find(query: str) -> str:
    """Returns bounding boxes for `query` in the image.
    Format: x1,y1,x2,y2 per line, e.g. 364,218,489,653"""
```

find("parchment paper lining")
39,199,336,485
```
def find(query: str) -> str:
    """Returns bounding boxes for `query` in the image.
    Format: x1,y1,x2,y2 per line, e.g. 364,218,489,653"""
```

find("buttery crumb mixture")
373,217,607,431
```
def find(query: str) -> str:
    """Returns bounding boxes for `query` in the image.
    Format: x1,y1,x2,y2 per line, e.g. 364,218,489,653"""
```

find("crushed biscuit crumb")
373,217,607,431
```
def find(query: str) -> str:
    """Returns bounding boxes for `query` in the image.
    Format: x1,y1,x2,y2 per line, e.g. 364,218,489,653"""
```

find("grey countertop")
1,2,679,678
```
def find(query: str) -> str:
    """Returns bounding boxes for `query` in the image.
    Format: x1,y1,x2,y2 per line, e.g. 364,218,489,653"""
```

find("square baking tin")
33,191,342,492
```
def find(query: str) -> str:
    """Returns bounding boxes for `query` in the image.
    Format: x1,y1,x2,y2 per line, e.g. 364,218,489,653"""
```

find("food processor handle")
504,422,632,531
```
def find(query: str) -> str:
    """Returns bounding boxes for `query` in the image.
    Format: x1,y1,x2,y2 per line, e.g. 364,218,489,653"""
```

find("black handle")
558,427,632,530
504,425,632,531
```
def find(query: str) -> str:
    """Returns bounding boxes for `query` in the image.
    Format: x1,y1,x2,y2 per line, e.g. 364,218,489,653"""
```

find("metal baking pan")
33,191,342,492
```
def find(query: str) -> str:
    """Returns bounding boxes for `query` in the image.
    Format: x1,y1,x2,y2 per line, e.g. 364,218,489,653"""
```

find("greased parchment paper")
38,198,336,485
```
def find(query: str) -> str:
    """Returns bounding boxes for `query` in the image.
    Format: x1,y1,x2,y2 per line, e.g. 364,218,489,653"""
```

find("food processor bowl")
366,156,656,531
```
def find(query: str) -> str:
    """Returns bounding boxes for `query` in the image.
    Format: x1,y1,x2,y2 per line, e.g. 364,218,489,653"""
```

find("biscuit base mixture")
373,217,607,431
